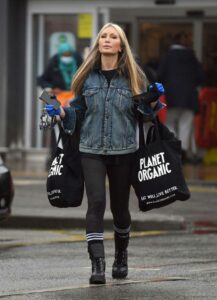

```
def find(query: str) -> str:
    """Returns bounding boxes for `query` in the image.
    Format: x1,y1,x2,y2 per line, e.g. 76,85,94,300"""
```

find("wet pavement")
7,157,217,183
0,157,216,233
0,155,217,233
183,163,217,182
1,157,217,299
0,229,217,299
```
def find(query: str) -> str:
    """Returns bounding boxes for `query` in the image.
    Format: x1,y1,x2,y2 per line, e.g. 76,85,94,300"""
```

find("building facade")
0,0,217,157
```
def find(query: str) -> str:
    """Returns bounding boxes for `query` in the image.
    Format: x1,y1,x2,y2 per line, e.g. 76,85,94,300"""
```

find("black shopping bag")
46,128,84,208
132,117,190,212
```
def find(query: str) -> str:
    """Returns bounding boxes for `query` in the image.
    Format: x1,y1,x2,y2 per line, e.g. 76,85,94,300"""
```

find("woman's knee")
88,196,106,216
112,211,131,228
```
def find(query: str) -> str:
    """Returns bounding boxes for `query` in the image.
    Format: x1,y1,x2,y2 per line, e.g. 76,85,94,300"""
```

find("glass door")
28,13,96,150
138,21,193,80
25,2,110,151
34,14,92,149
202,22,217,87
42,14,92,65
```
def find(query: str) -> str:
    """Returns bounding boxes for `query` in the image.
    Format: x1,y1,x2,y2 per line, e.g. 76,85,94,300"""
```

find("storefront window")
44,14,91,63
203,23,217,87
138,21,192,75
33,14,92,148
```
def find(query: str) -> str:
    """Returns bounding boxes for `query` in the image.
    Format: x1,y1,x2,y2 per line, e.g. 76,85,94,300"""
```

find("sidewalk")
1,158,217,231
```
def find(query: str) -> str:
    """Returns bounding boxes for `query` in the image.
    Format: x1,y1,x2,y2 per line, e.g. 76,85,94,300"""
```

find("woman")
45,23,164,284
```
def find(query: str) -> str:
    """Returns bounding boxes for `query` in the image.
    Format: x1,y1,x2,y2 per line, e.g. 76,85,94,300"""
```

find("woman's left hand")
149,82,165,96
132,84,163,105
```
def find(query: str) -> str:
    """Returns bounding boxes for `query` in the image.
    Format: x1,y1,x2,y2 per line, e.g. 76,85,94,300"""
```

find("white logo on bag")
47,189,61,200
141,186,178,202
138,152,171,182
48,154,64,177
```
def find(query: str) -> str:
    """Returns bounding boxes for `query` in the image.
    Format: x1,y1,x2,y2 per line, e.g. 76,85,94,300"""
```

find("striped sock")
86,232,104,244
86,232,104,258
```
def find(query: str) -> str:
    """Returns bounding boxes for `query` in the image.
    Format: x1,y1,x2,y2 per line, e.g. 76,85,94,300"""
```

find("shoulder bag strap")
138,114,146,148
54,124,63,148
152,117,161,141
138,115,161,147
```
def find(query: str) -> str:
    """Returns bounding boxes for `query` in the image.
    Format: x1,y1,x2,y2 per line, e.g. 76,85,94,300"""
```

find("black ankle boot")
90,257,106,284
112,250,128,279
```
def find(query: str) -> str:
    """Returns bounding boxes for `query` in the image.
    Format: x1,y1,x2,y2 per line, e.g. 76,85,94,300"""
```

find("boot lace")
115,250,127,266
92,257,105,273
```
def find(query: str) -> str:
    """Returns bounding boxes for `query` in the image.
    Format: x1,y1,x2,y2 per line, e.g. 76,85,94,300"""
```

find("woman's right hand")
45,104,65,119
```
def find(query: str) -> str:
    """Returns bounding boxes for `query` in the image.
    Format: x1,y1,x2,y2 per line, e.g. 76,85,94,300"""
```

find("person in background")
157,31,204,163
38,42,83,165
45,23,164,284
38,42,83,97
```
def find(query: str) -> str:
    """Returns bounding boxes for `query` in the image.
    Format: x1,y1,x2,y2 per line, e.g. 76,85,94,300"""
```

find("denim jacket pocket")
116,89,133,112
82,88,99,113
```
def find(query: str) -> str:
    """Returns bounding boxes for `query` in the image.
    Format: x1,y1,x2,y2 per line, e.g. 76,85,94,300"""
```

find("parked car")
0,156,14,221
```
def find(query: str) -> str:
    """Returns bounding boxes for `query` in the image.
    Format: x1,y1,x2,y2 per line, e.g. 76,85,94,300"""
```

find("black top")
101,69,118,85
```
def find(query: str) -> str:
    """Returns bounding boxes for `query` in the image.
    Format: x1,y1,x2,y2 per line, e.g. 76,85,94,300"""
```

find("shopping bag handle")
54,126,63,147
138,114,145,148
138,115,161,148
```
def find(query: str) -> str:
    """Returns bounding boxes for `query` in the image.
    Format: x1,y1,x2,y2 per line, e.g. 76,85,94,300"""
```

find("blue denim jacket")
62,70,165,154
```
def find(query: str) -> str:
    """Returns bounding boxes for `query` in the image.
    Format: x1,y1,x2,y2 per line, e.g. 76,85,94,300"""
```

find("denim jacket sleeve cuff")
153,99,167,114
137,99,166,116
61,107,76,135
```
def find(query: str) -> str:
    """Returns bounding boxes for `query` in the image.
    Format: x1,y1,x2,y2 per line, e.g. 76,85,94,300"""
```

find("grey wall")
7,0,27,147
0,0,8,148
0,0,26,149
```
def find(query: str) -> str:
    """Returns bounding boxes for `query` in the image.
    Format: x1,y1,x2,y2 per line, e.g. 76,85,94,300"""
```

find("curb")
0,215,186,231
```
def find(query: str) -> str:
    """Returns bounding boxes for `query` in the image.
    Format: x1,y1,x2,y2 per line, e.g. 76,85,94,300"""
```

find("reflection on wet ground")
183,164,217,181
7,158,48,178
4,156,217,182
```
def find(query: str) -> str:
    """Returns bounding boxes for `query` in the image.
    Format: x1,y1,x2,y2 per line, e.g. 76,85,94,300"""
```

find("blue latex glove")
45,104,61,117
149,82,165,96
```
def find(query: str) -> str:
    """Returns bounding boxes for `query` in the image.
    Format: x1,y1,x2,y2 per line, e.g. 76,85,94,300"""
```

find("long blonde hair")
71,23,148,96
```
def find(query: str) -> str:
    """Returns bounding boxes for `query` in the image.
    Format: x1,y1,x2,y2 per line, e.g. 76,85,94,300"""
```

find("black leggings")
81,156,132,235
